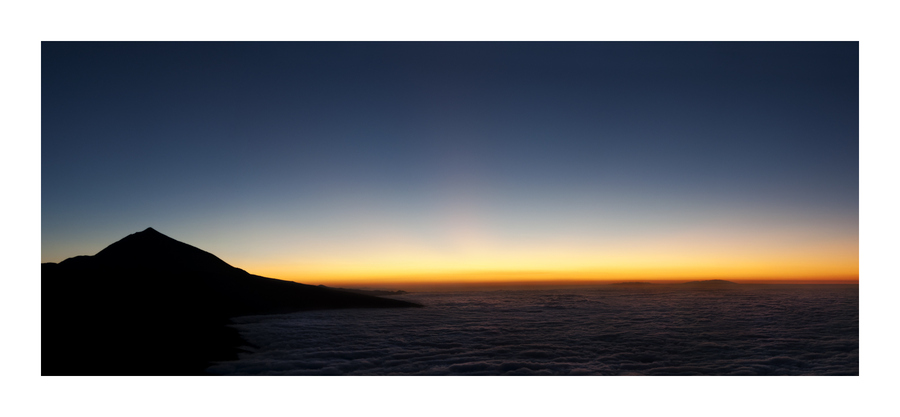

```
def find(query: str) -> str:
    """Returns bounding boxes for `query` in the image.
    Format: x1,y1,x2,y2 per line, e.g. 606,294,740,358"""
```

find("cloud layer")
207,285,858,375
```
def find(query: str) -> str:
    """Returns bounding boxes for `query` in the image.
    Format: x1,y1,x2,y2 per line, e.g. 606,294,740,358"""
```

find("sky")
41,42,858,285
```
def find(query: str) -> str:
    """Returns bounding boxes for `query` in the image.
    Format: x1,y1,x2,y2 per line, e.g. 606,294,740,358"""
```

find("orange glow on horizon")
217,205,857,289
247,262,858,288
237,235,857,287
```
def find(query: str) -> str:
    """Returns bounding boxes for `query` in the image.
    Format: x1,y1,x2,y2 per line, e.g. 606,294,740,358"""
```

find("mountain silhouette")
78,227,244,274
42,227,420,376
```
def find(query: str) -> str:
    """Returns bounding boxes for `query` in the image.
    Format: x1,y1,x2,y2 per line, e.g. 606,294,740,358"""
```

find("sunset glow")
40,40,860,380
42,42,858,288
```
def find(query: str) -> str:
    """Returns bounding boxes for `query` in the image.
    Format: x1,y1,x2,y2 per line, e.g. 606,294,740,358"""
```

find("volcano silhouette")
74,227,246,274
42,227,420,376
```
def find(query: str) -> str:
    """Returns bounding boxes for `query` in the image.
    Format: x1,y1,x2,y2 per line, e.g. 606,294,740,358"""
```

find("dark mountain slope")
84,227,241,274
42,228,420,376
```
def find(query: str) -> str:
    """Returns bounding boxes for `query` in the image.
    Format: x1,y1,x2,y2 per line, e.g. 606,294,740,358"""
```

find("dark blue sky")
41,42,858,282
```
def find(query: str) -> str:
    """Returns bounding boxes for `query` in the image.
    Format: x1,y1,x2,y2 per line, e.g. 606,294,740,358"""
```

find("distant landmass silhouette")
609,280,739,286
681,279,738,285
42,227,420,376
324,286,409,296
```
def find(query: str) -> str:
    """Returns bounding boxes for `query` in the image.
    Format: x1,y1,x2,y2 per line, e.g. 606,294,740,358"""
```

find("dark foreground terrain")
42,228,420,376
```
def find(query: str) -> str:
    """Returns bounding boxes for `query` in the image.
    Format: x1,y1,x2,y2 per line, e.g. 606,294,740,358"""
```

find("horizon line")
300,277,859,290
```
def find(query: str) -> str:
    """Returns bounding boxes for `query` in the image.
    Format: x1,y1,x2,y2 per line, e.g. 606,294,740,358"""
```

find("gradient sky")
41,42,858,285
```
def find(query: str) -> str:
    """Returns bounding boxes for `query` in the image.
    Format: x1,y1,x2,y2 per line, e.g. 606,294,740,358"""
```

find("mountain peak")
43,227,422,375
82,228,243,275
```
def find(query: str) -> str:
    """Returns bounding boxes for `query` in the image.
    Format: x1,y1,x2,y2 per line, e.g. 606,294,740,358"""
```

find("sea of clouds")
207,285,858,375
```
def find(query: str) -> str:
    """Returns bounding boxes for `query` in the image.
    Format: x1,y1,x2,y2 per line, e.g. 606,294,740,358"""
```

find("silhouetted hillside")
78,227,242,274
42,227,420,376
